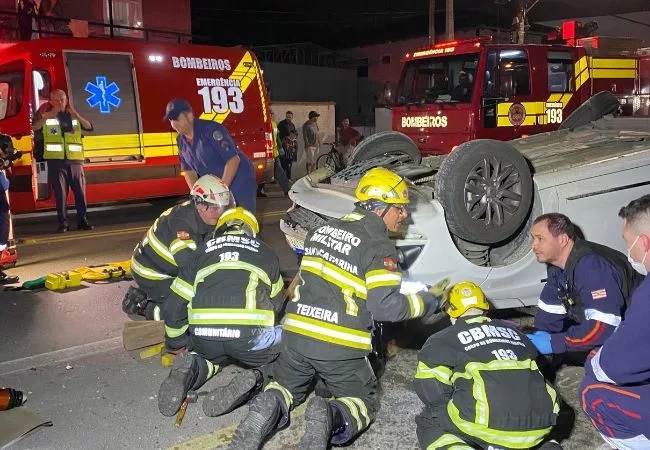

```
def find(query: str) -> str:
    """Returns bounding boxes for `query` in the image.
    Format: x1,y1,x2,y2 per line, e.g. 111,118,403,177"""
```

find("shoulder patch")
591,289,607,300
177,231,190,240
383,257,398,271
213,130,223,141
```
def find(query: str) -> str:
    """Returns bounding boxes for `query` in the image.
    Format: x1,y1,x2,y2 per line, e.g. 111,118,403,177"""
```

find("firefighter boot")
298,396,335,450
121,286,149,316
158,353,210,416
203,368,263,417
228,391,283,450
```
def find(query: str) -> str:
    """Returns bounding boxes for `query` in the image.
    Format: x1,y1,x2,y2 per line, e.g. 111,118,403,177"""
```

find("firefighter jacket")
415,315,560,449
164,230,284,346
534,238,643,354
42,115,85,161
283,206,439,360
131,201,213,284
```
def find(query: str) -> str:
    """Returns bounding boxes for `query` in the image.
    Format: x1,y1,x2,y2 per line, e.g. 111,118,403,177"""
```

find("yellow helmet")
444,281,490,318
355,167,409,205
216,207,260,237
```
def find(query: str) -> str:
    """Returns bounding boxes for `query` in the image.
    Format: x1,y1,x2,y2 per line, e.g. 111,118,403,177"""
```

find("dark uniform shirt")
163,230,284,346
416,315,559,445
177,119,256,211
534,239,641,354
282,206,438,360
131,201,213,283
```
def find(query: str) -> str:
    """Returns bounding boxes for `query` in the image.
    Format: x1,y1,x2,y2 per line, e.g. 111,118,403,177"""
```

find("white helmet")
190,175,234,209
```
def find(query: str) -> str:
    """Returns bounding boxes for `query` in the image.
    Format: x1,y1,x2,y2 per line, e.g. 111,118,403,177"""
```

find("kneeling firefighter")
158,207,285,418
124,175,233,321
415,281,562,450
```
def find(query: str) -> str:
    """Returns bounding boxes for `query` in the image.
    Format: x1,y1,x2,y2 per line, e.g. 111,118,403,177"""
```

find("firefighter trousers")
265,342,378,445
416,404,552,450
131,271,173,305
189,331,280,369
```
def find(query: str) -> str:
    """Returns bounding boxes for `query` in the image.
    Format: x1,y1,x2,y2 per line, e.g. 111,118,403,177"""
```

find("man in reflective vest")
125,175,234,324
415,281,562,450
33,89,94,233
228,167,448,450
157,207,284,419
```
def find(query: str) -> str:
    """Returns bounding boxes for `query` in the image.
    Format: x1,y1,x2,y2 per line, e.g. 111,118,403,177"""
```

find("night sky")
191,0,650,49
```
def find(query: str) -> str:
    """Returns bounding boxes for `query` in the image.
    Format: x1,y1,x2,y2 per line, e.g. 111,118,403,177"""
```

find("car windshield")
396,52,479,105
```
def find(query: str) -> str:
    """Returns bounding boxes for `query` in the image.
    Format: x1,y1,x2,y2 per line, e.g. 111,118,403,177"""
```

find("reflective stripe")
146,226,176,266
415,361,453,385
366,269,401,289
270,275,284,298
584,308,621,328
45,144,63,151
130,257,172,281
45,118,59,125
427,433,473,450
537,298,567,315
195,260,272,289
342,288,358,316
189,308,274,327
341,212,364,221
246,273,259,310
67,144,83,152
165,323,188,338
301,256,367,298
408,293,424,318
337,397,364,431
447,400,550,448
450,359,541,427
71,119,79,126
546,382,560,414
265,381,293,408
283,313,372,350
171,277,194,301
153,305,161,321
170,239,197,254
590,348,616,384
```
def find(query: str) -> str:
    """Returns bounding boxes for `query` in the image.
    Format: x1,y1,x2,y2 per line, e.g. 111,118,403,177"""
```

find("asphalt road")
0,191,605,450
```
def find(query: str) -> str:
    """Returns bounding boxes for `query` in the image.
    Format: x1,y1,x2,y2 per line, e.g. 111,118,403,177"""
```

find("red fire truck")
391,27,648,155
0,37,274,214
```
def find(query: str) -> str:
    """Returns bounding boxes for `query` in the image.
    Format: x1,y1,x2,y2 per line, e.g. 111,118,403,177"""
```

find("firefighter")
158,206,284,418
415,281,561,450
228,167,448,450
528,213,643,361
0,134,20,285
580,194,650,450
124,175,234,324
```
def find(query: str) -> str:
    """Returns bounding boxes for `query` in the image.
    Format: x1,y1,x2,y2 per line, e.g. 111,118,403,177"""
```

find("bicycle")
316,142,346,173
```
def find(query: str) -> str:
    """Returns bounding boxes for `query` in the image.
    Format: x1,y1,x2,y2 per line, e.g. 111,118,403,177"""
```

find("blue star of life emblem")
85,76,121,114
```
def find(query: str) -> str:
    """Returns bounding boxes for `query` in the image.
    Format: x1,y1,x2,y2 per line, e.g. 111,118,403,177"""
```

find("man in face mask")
580,194,650,450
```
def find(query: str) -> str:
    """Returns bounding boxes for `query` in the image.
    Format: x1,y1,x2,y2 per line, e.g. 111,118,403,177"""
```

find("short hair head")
533,213,577,240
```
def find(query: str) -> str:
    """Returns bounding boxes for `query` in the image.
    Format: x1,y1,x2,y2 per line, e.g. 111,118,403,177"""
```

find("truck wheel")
435,139,533,245
348,131,421,166
559,90,620,130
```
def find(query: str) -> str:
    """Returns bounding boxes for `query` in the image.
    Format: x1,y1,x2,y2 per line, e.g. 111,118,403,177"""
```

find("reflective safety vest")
42,117,85,161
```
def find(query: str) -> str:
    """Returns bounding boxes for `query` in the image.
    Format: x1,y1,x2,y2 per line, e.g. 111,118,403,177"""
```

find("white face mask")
627,235,648,276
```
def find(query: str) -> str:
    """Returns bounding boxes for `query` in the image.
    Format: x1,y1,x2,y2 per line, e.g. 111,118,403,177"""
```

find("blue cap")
164,98,192,120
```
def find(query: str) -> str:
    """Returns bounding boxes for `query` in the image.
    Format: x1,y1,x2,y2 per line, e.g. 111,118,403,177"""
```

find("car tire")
435,139,533,245
559,90,620,130
348,131,421,166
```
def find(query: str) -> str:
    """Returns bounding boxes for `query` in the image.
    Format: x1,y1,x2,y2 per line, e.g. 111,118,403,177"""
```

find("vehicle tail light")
264,122,273,159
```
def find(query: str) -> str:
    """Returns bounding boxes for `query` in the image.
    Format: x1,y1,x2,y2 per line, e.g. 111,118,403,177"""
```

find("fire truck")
0,37,274,214
390,22,649,155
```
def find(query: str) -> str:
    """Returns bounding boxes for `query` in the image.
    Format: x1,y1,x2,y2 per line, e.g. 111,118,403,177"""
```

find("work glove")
420,278,451,325
429,278,451,298
526,331,553,355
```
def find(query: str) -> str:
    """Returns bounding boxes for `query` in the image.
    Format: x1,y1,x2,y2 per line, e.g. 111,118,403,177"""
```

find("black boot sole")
299,396,331,450
229,392,279,450
158,353,195,417
203,369,258,417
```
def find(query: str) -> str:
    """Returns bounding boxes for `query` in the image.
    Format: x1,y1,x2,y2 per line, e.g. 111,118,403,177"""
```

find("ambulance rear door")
63,51,144,162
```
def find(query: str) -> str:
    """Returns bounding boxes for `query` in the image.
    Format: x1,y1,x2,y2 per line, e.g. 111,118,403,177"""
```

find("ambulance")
0,37,274,213
391,23,648,155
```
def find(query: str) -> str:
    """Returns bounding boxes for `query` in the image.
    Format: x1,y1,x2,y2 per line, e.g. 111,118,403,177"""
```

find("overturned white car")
280,97,650,313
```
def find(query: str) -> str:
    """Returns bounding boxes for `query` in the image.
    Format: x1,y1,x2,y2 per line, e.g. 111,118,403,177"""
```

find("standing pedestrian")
164,98,257,212
302,110,320,175
280,129,297,181
337,117,362,165
0,134,19,285
277,110,296,141
33,89,94,233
